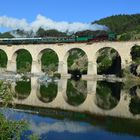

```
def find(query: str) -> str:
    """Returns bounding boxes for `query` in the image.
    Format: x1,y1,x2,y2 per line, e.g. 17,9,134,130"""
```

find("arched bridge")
0,41,139,77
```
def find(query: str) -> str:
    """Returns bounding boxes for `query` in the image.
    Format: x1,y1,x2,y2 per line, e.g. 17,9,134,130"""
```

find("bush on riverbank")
0,81,39,140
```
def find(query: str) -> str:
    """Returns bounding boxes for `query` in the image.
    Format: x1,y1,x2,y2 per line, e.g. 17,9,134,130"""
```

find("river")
1,76,140,140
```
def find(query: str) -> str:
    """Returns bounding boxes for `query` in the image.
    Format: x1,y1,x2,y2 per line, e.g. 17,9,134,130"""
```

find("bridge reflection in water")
12,77,140,120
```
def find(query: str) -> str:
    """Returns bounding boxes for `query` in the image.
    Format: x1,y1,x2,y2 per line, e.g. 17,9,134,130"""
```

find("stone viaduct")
0,41,140,77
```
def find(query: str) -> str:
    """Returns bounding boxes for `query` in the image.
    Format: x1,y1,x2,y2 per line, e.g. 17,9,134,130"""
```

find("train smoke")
0,14,108,33
0,16,30,31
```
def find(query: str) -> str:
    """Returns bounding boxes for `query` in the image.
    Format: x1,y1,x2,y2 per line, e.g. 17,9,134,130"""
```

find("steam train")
0,32,116,45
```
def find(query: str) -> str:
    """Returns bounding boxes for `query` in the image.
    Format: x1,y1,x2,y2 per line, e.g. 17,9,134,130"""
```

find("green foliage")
15,49,59,74
36,27,67,37
16,29,26,36
39,83,57,102
16,50,32,72
15,80,31,100
129,96,140,115
41,49,58,73
36,28,46,37
96,82,119,110
0,81,13,106
53,73,61,78
67,49,85,67
131,45,140,64
97,56,113,73
0,32,14,38
94,14,140,34
97,48,118,74
0,50,8,68
15,29,34,38
0,81,40,139
66,80,87,106
118,33,131,41
0,114,27,140
0,82,27,140
0,75,40,139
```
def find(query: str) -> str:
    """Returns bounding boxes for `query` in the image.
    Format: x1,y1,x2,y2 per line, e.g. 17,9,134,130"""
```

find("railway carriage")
0,32,116,45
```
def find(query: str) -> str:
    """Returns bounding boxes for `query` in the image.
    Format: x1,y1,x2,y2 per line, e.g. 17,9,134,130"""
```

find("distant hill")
0,29,33,38
0,32,14,38
93,14,140,34
93,14,140,41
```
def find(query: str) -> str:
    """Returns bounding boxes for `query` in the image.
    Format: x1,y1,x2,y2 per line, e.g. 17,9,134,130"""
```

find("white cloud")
0,14,108,33
0,16,30,31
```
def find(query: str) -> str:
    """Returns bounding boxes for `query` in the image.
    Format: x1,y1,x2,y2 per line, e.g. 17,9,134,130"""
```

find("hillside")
93,14,140,34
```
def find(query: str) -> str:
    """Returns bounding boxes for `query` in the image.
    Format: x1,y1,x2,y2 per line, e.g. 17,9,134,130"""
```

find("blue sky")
0,0,140,32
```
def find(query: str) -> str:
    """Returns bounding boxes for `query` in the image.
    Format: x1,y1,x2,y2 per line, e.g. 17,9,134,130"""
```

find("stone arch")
63,48,88,75
95,47,122,76
37,48,59,73
11,49,33,72
0,49,8,68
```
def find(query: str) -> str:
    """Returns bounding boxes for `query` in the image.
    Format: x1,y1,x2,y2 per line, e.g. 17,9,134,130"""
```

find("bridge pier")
7,60,16,72
58,61,63,73
31,61,41,74
121,56,132,70
87,80,97,94
58,60,71,78
87,61,97,76
118,47,132,69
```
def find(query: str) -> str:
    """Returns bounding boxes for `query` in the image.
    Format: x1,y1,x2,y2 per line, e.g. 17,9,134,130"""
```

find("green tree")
36,28,67,37
93,14,140,35
131,45,140,64
36,27,47,37
16,50,32,73
0,50,8,68
0,32,14,38
41,49,58,73
0,81,39,140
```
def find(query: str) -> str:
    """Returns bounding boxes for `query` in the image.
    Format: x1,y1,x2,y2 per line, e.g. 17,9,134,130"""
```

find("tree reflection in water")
95,81,121,110
39,83,57,103
14,80,31,100
129,85,140,115
66,80,87,106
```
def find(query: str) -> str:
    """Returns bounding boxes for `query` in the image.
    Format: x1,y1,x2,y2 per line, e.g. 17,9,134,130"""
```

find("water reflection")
11,77,140,120
2,77,140,139
2,108,140,140
129,85,140,115
95,81,121,110
66,80,87,106
30,120,93,135
37,83,58,103
14,80,31,100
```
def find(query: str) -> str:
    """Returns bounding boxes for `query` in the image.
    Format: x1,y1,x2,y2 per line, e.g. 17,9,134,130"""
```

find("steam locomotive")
0,32,116,45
